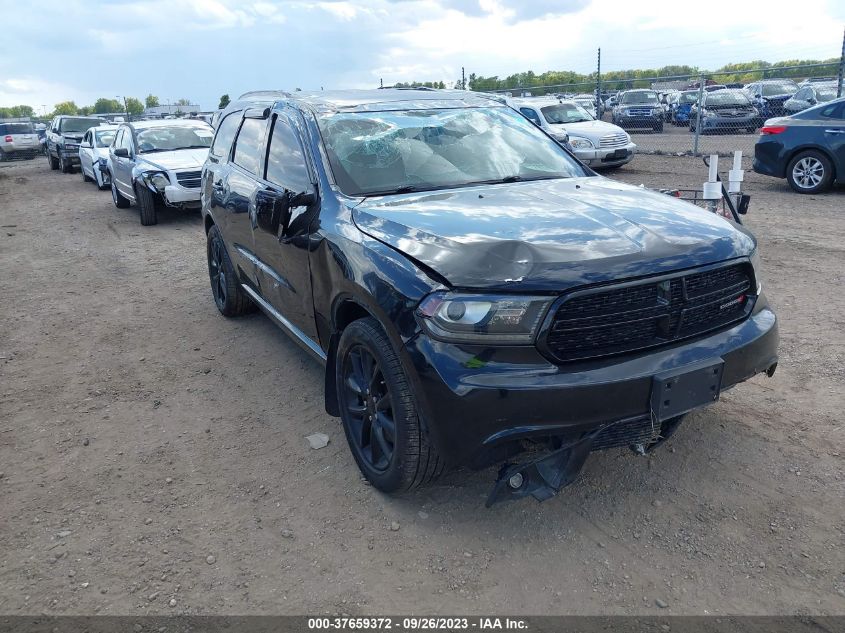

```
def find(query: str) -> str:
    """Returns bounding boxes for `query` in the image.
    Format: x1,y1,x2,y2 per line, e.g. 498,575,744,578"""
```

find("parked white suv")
510,97,636,169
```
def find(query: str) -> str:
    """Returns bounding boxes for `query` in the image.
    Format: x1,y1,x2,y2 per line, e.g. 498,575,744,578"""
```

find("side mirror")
255,189,316,235
113,148,129,158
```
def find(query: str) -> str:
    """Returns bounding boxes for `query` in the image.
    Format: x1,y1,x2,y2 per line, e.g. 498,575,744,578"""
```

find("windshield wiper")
362,185,419,197
500,175,522,183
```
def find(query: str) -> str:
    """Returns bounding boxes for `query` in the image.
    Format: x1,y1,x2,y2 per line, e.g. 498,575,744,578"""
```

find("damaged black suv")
201,90,778,505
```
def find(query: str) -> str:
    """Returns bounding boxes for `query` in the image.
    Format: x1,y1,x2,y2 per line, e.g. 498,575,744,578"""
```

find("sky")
1,0,843,112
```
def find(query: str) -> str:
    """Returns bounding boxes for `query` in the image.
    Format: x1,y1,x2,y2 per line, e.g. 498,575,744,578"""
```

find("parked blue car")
744,80,798,119
670,90,699,126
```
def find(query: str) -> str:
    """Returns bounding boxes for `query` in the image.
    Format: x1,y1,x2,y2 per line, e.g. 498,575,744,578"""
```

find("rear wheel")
136,185,158,226
206,224,254,317
111,178,130,208
81,164,92,182
786,150,833,194
336,318,444,492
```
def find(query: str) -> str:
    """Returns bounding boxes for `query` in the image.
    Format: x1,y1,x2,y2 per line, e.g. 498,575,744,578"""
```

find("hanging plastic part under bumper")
486,433,597,507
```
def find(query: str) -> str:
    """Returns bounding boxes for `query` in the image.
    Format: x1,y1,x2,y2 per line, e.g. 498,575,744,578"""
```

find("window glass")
0,122,34,134
540,103,593,124
210,112,241,158
95,129,116,146
232,118,266,176
760,82,797,97
621,91,659,105
113,129,124,149
265,116,310,191
519,108,541,125
135,125,212,153
59,117,102,134
818,103,844,119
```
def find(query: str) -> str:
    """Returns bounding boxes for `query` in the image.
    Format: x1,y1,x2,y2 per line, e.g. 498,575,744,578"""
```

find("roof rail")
237,90,292,101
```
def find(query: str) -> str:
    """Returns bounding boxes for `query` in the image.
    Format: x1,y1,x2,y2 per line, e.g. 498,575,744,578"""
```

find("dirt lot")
0,155,843,616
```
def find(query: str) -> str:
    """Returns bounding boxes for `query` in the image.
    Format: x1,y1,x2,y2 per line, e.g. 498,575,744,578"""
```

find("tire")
786,150,833,194
111,178,130,209
336,317,444,493
206,224,254,317
136,185,159,226
48,151,59,170
59,152,71,174
0,149,7,162
81,164,92,182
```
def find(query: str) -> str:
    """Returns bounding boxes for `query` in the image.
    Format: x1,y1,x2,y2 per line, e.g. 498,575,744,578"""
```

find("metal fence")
491,62,844,157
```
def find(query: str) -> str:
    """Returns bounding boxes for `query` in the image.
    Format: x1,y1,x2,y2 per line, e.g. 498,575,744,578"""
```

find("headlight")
417,292,553,344
750,249,763,294
143,171,170,190
703,109,716,118
568,137,593,149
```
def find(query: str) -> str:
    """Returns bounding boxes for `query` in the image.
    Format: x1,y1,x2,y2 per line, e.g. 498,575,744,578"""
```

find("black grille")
175,170,202,188
544,263,754,362
591,417,657,451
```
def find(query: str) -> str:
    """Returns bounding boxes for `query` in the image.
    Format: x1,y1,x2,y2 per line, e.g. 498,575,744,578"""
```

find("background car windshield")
621,92,659,104
541,103,593,123
679,92,698,103
0,123,34,134
135,126,213,152
816,87,838,101
319,106,585,196
761,82,797,96
60,118,101,133
95,130,116,145
705,91,750,106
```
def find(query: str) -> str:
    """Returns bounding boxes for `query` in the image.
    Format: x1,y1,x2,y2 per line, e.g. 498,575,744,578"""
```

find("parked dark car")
753,97,845,193
783,82,839,115
202,89,777,505
45,115,103,173
744,80,799,119
612,89,663,131
669,90,699,126
689,90,759,134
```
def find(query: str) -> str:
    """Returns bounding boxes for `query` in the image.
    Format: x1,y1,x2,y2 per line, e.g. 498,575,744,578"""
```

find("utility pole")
462,66,466,90
837,26,844,98
596,48,601,117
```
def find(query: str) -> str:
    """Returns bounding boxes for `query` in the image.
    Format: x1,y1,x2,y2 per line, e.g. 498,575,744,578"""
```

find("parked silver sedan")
79,125,118,190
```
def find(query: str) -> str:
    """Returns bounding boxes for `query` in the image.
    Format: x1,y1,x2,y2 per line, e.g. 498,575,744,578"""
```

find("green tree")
175,98,192,106
53,101,79,115
124,97,144,116
145,94,159,108
1,105,35,117
79,105,94,115
218,94,230,109
93,98,123,114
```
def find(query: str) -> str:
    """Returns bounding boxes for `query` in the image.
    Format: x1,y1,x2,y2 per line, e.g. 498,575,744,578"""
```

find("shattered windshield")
318,106,585,196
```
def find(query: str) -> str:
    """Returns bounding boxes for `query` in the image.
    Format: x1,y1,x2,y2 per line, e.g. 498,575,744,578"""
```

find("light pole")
116,95,130,121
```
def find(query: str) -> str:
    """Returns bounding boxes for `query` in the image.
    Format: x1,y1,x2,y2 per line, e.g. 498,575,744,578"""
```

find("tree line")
0,95,197,120
465,58,842,93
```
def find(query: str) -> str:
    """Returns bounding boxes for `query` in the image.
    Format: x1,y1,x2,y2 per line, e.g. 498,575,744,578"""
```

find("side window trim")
210,110,242,161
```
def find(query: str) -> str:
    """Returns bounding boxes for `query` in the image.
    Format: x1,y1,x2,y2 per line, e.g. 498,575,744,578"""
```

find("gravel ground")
0,155,843,616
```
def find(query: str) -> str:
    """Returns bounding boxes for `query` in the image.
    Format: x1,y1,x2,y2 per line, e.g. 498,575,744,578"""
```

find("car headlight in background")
750,249,763,294
568,137,593,149
143,171,170,191
417,292,553,344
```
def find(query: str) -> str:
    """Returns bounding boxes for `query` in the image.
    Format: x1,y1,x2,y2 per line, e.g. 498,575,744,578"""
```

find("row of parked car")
31,87,844,502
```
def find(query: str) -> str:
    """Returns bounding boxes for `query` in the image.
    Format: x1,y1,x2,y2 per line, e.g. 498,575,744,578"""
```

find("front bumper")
162,184,201,206
615,115,662,128
575,141,637,167
59,146,81,164
403,305,778,469
700,115,758,131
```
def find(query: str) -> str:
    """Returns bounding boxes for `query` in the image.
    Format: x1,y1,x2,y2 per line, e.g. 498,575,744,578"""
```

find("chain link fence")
491,62,843,157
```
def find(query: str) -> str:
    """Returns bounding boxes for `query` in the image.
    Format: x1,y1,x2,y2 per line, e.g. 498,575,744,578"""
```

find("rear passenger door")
222,112,271,286
250,110,319,340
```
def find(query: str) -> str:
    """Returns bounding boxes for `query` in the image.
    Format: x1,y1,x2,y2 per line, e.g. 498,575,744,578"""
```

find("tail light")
4,135,12,142
760,126,787,135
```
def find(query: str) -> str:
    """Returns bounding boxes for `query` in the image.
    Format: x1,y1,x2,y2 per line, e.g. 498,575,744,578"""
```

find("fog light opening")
508,472,525,490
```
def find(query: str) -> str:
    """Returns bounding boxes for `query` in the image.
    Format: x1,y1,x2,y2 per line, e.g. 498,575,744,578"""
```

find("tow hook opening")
766,362,778,377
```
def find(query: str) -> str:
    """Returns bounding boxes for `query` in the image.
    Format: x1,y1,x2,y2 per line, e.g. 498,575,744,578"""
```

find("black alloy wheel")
205,224,253,317
208,235,228,312
341,344,396,472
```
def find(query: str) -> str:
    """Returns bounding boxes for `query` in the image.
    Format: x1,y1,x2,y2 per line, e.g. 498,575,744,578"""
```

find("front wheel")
336,318,444,493
136,185,159,226
48,151,59,170
59,153,71,173
111,179,130,208
786,150,833,194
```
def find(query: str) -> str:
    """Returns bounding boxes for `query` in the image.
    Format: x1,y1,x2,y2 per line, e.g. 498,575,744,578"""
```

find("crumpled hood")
550,119,628,142
136,148,209,172
353,177,755,291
